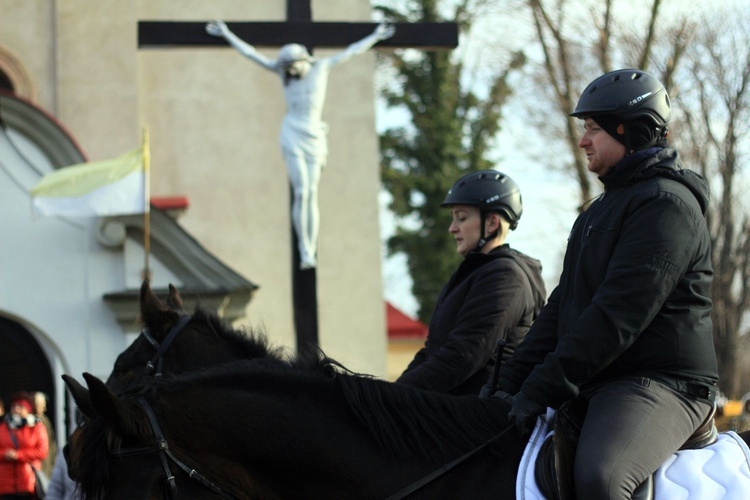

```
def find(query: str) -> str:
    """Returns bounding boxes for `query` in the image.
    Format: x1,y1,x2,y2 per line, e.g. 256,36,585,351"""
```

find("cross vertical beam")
286,0,318,357
287,0,311,22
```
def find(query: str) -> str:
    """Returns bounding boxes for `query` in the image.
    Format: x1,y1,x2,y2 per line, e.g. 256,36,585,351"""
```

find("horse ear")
140,278,180,337
62,374,97,418
83,372,142,436
166,283,184,311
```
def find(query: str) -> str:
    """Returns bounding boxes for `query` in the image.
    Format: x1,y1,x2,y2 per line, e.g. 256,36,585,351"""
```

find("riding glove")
507,391,546,436
479,383,494,398
491,389,515,405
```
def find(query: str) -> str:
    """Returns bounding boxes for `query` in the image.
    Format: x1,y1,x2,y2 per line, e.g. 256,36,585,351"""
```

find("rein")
141,315,191,378
384,422,516,500
386,339,513,499
111,396,237,500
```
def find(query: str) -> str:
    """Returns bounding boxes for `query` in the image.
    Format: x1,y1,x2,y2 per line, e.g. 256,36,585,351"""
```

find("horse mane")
154,353,511,461
190,307,290,362
334,370,510,459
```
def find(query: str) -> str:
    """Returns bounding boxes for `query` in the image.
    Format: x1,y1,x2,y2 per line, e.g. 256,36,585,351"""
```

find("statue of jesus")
206,20,395,270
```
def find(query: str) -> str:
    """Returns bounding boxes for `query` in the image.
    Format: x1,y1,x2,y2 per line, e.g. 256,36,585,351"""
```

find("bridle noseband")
111,397,237,499
113,315,237,497
140,315,191,378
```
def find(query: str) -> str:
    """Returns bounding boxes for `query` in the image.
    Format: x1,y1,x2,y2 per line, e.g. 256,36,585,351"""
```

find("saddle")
534,398,718,500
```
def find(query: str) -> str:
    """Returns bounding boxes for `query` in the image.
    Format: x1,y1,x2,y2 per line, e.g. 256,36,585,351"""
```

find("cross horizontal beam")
138,21,458,50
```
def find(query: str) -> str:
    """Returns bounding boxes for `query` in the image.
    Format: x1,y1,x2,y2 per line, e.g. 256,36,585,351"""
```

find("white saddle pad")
517,410,750,500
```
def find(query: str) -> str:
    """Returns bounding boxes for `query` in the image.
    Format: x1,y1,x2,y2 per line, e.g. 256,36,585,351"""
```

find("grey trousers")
574,377,712,499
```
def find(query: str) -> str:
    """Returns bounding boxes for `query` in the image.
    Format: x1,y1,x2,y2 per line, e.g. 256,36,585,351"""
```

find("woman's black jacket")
397,244,546,395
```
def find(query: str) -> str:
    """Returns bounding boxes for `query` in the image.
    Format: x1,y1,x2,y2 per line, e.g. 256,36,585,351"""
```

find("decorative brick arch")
0,44,36,100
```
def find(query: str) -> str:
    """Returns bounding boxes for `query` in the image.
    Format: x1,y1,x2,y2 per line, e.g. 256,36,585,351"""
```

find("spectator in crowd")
34,393,57,478
46,448,80,500
0,393,49,499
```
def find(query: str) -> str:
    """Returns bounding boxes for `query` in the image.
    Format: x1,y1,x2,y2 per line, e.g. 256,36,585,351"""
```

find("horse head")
64,371,260,499
63,373,161,500
106,279,286,395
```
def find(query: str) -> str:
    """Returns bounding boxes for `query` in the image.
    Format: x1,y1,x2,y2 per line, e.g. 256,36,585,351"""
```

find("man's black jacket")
498,148,719,408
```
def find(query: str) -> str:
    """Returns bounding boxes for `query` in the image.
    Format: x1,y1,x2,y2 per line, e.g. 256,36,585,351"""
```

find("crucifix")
138,0,458,354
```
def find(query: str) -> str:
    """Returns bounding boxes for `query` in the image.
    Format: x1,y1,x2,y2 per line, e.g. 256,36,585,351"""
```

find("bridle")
108,316,236,497
111,396,237,499
140,315,192,378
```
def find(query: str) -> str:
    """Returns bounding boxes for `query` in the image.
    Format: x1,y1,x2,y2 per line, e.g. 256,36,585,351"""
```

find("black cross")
138,1,457,354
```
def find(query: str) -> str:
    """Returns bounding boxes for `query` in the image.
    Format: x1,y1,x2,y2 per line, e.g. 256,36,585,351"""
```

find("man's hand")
507,391,545,436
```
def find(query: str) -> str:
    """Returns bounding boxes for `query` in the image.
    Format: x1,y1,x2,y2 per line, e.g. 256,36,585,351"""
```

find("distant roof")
386,302,427,340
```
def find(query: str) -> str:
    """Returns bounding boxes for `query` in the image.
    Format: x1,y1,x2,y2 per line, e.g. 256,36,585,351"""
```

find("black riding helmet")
442,170,522,251
570,69,671,150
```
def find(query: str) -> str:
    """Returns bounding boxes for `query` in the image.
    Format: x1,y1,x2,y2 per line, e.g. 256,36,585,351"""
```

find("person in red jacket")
0,394,49,499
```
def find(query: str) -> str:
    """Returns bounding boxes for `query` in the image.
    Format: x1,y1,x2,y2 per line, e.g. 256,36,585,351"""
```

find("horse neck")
154,370,522,499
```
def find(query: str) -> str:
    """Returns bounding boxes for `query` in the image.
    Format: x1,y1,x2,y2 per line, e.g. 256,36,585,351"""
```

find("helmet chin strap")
474,212,499,252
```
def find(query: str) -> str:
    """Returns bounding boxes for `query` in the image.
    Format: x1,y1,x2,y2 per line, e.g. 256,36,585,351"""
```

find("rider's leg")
573,378,711,500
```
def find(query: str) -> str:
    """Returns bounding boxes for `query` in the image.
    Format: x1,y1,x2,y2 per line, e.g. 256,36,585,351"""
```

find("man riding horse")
492,69,719,499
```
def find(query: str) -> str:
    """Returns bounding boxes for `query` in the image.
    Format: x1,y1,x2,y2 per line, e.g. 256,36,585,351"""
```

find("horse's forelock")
74,417,117,500
74,396,157,500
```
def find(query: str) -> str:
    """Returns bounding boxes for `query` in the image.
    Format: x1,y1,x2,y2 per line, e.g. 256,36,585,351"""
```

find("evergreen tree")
378,0,524,321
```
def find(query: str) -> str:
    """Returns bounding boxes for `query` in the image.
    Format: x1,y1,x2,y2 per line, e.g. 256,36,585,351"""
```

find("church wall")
54,0,141,158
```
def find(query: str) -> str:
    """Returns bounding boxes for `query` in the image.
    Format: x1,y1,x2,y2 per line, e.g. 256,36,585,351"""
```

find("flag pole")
143,126,151,281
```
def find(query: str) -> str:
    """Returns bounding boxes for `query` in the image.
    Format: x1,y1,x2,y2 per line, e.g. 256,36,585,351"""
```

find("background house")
385,301,428,380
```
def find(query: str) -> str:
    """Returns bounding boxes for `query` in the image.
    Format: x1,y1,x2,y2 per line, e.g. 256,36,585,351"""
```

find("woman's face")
11,402,29,418
449,205,482,257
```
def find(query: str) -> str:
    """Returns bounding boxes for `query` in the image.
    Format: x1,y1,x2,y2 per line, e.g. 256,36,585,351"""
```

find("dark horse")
72,283,750,498
106,279,288,395
65,357,525,499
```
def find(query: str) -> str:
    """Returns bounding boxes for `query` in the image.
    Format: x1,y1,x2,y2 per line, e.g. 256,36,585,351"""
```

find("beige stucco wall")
0,0,387,376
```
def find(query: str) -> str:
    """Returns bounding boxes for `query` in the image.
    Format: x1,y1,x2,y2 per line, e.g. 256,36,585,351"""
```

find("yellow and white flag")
30,147,148,217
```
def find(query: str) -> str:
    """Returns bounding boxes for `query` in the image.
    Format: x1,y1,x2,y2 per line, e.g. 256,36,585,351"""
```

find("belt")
657,377,716,404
